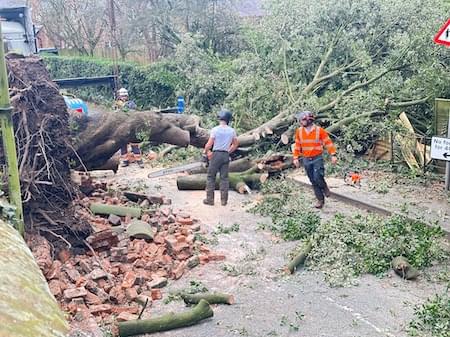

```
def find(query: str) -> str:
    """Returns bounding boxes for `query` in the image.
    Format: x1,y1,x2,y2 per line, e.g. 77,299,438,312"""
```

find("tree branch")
317,65,405,113
385,96,430,108
326,110,386,134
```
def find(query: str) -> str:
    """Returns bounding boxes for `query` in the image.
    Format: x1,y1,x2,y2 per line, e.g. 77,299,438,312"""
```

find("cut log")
126,220,155,241
0,220,68,337
187,158,256,175
177,172,269,193
123,191,164,205
391,256,420,280
118,299,213,337
90,203,142,218
286,242,312,274
181,293,235,305
281,128,295,145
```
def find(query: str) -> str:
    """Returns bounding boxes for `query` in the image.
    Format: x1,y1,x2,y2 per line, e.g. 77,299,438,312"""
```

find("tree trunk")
187,157,256,175
0,220,68,337
73,112,210,170
118,299,213,337
177,172,269,193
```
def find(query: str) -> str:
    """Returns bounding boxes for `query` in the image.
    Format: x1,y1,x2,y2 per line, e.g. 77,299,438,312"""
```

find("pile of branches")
5,55,79,230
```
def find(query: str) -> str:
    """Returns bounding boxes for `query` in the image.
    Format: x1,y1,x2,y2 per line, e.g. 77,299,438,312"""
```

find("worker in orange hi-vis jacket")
292,111,337,209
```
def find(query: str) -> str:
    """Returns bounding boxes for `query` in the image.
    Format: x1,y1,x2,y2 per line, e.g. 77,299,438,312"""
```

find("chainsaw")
344,171,362,187
147,153,209,179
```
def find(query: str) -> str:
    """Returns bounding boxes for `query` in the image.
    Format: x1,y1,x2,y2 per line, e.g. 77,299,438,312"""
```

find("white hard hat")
118,88,128,96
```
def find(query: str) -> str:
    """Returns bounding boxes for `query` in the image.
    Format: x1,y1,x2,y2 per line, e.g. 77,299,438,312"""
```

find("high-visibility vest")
293,125,336,158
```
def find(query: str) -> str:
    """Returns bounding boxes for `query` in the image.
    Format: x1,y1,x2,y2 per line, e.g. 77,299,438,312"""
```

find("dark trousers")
120,144,141,158
206,151,230,203
303,155,328,202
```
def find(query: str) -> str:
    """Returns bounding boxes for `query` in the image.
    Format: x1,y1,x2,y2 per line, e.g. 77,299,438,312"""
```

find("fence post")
0,25,24,235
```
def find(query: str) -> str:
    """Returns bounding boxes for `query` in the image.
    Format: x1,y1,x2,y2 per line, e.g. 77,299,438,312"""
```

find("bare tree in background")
40,0,109,56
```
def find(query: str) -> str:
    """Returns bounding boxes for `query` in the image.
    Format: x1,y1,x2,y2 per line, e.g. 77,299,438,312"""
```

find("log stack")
178,152,294,193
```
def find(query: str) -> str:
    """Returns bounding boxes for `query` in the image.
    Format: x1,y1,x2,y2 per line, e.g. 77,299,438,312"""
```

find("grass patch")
408,291,450,337
251,179,320,241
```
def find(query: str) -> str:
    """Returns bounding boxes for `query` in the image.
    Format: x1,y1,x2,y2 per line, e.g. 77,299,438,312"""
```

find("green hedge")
43,56,180,109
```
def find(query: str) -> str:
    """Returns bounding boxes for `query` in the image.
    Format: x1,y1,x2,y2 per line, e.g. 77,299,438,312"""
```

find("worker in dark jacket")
292,111,337,209
114,88,143,168
203,110,239,206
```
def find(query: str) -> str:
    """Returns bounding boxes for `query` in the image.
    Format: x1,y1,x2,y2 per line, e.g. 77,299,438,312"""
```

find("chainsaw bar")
147,161,205,178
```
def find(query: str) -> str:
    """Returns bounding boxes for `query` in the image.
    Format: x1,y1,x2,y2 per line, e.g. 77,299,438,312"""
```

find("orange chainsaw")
344,171,362,187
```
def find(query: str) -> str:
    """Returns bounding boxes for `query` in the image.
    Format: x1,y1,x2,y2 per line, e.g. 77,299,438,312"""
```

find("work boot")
120,160,129,167
323,186,331,198
203,199,214,206
314,199,324,209
221,191,228,206
136,160,144,168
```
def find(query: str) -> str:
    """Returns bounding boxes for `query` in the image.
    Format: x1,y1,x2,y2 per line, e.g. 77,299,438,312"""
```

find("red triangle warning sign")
434,19,450,47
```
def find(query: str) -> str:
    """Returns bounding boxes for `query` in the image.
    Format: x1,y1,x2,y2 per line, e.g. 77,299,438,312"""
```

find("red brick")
48,279,62,297
117,312,139,322
208,253,226,261
145,243,159,256
112,305,140,315
90,268,108,281
65,266,81,283
125,287,138,301
97,279,113,293
64,287,88,300
199,245,211,253
122,271,137,288
78,259,93,274
46,260,62,280
151,289,162,300
176,235,187,243
132,259,146,269
89,304,112,315
85,291,102,305
172,262,186,280
177,217,193,226
199,254,209,265
135,271,150,285
76,276,87,287
58,249,71,264
153,235,165,245
127,253,139,263
118,264,133,274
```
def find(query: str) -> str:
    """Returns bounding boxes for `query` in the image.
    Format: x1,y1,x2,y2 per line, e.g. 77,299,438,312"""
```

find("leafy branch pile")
307,214,447,286
408,291,450,337
251,179,320,241
253,180,448,286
